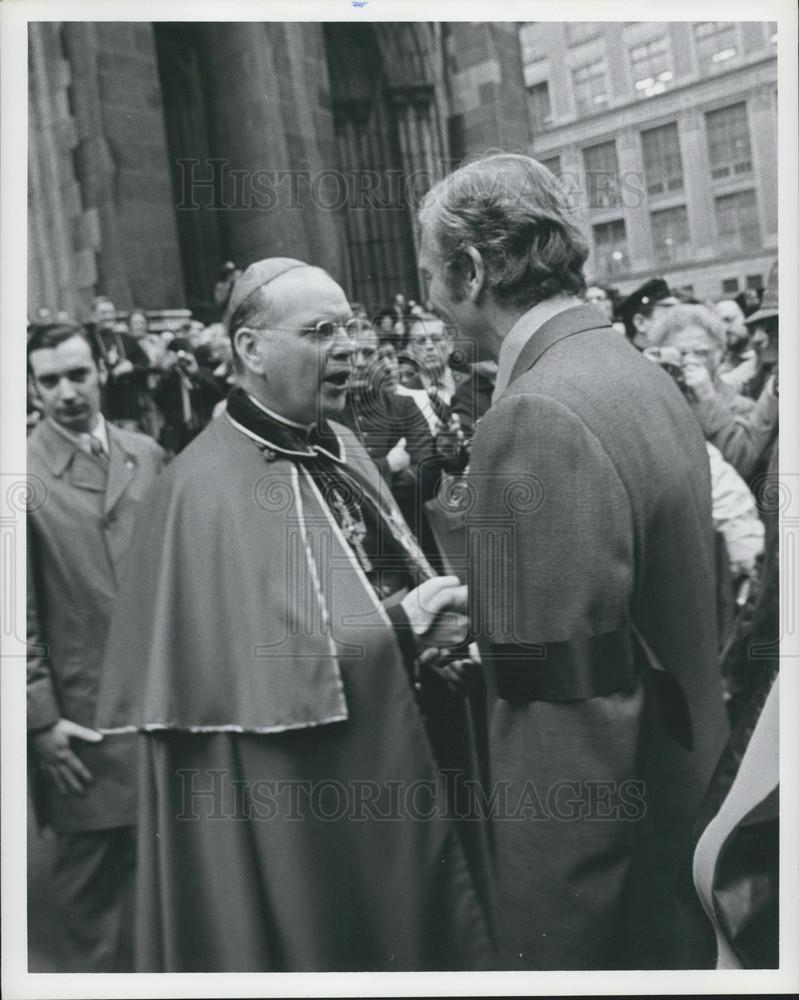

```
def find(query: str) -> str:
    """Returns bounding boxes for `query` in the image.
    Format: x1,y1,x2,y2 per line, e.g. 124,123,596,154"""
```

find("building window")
705,103,752,180
630,37,674,97
527,81,553,132
583,140,621,209
640,122,684,195
566,23,600,46
592,219,629,275
746,273,763,289
540,155,561,177
715,189,760,253
722,278,740,294
651,205,691,263
572,60,610,116
694,22,740,75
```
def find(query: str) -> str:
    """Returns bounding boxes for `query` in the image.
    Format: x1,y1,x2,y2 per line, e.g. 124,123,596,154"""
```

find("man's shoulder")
108,423,165,461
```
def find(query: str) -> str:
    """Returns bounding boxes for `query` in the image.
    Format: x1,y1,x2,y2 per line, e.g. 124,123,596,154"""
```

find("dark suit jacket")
339,388,442,552
467,304,729,969
27,419,165,831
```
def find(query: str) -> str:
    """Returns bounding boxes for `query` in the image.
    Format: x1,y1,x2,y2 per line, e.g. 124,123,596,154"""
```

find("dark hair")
27,323,91,374
419,153,589,310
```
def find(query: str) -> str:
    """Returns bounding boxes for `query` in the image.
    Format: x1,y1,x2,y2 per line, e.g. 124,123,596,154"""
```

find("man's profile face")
351,325,398,392
714,300,749,351
406,318,451,378
634,303,673,347
244,269,355,425
750,317,778,367
29,336,103,434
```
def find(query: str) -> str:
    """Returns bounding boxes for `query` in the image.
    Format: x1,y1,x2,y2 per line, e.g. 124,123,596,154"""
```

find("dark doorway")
154,24,224,321
323,23,420,313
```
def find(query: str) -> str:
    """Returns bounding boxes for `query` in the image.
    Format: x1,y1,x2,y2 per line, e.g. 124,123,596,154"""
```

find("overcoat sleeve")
469,391,636,701
691,385,778,479
26,523,61,732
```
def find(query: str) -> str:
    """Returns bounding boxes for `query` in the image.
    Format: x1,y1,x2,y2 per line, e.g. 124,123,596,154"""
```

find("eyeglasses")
245,319,363,342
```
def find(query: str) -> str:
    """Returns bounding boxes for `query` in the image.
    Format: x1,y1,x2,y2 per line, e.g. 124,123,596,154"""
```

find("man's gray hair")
648,304,726,351
418,153,589,309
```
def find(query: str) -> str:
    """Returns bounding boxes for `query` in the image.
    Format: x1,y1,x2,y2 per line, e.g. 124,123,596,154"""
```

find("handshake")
399,575,479,690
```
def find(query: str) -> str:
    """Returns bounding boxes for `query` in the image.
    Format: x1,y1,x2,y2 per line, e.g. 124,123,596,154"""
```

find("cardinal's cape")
96,410,492,971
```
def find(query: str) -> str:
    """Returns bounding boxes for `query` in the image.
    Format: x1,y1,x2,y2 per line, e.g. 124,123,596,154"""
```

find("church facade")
28,21,529,321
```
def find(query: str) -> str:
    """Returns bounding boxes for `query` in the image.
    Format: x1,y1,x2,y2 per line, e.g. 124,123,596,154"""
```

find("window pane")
583,140,621,209
567,23,600,46
715,189,760,252
694,22,739,75
722,277,740,294
630,36,674,97
746,273,763,289
705,103,752,180
592,218,629,275
540,155,561,177
651,205,691,263
572,60,610,116
527,81,553,132
640,122,683,195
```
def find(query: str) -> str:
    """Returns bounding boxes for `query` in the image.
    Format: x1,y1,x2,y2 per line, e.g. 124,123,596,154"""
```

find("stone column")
445,22,530,159
749,86,778,238
679,108,716,256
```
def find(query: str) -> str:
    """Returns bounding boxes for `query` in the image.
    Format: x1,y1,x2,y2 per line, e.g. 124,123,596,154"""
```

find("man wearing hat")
669,263,778,482
95,258,493,972
618,277,680,348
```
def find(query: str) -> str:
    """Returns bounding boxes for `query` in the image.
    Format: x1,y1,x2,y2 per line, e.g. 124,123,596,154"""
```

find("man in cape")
95,258,493,972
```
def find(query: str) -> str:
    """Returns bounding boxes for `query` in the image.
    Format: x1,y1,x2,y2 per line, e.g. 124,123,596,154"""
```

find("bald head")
226,258,355,425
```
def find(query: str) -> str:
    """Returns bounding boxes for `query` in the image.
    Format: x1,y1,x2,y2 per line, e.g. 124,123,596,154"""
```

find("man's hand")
31,719,102,796
401,575,469,648
386,437,411,473
112,359,134,377
421,643,481,691
683,360,715,401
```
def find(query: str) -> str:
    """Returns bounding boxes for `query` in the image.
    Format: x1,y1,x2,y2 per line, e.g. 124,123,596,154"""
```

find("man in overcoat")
27,322,165,970
417,154,730,969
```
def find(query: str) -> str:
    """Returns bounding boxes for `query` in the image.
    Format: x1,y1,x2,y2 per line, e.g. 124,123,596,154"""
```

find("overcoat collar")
506,304,612,390
33,418,139,512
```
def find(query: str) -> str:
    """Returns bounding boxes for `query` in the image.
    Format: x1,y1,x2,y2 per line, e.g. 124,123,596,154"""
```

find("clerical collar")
226,387,344,462
246,392,311,430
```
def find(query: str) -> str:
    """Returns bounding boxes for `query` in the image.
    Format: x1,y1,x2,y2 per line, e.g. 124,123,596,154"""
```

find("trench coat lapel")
508,304,611,387
103,427,138,515
35,420,106,493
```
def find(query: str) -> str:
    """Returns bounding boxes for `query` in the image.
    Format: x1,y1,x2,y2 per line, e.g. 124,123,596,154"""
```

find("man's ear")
96,359,108,387
27,373,42,406
632,313,648,335
233,327,266,377
463,246,486,304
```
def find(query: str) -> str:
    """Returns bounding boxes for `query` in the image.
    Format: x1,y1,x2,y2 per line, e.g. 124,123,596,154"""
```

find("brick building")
520,21,779,299
28,21,529,321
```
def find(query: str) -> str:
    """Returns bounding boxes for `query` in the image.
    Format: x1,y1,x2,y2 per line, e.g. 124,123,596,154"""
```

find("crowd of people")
26,153,779,975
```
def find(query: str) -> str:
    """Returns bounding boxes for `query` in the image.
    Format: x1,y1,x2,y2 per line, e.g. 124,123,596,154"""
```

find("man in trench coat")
27,322,165,970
